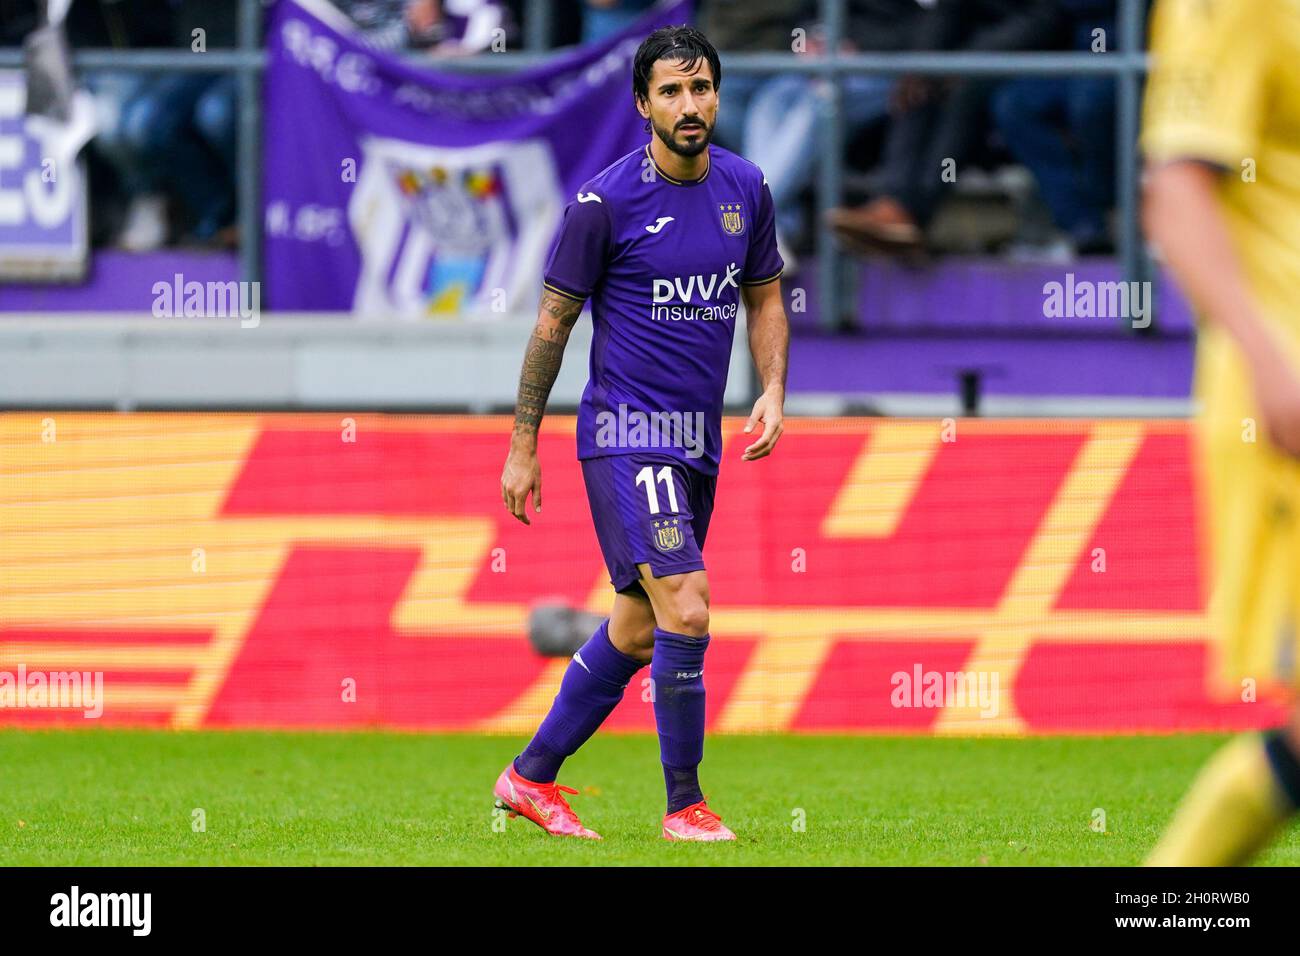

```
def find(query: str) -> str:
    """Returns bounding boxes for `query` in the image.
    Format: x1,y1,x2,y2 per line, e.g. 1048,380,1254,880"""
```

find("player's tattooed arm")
741,278,789,460
501,288,584,525
510,288,585,449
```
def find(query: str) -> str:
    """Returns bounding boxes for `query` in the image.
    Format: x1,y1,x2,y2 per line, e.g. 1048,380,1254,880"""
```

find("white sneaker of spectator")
117,195,168,251
1004,234,1076,265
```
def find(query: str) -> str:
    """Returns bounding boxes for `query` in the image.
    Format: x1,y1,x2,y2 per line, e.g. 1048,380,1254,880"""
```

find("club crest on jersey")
719,202,745,236
652,517,684,553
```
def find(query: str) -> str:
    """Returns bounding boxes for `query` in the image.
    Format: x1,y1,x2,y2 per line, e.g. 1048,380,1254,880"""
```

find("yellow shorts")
1197,327,1300,694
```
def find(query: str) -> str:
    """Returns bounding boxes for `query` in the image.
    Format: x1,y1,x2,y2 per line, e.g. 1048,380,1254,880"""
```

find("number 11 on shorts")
635,465,680,514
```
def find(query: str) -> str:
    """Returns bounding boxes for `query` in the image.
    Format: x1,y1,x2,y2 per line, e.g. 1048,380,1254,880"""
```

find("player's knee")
672,602,710,637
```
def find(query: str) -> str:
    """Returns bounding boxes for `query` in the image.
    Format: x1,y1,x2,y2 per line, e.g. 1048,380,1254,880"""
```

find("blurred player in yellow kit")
1142,0,1300,865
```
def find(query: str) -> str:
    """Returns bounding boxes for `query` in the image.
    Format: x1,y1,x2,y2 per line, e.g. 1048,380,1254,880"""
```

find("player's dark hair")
632,25,721,108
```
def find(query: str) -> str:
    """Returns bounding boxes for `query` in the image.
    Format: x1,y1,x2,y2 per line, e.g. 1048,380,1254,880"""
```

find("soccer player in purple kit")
494,25,789,842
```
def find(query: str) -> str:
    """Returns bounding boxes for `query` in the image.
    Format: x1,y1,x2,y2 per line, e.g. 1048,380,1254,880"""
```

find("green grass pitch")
2,729,1297,866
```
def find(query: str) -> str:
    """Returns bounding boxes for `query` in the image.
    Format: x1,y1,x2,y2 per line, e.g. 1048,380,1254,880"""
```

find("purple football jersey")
542,143,784,476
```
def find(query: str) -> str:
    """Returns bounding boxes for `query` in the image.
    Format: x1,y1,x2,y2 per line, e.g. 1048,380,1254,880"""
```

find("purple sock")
513,619,645,783
651,628,709,813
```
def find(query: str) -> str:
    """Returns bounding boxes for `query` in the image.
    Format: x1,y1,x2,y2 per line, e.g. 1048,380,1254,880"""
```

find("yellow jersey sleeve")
1141,0,1275,169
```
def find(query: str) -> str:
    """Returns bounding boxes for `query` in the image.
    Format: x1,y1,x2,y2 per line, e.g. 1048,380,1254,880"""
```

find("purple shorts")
580,452,717,594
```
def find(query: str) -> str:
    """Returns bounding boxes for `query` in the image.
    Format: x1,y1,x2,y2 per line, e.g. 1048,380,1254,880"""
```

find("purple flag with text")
263,0,691,317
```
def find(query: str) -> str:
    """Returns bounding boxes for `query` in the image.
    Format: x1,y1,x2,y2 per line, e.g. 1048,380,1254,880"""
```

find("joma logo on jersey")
651,263,740,304
719,202,745,236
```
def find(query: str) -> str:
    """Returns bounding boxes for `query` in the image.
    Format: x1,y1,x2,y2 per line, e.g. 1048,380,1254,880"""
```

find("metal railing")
0,0,1150,334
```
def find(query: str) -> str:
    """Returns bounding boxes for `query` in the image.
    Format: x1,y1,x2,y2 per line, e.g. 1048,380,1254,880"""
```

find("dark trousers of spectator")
992,77,1115,247
875,0,1062,227
121,73,237,240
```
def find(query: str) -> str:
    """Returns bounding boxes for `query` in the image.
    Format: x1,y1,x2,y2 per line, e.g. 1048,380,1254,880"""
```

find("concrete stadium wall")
0,313,755,411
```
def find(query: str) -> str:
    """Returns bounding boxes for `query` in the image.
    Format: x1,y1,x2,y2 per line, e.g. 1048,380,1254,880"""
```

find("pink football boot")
661,800,736,842
493,763,601,839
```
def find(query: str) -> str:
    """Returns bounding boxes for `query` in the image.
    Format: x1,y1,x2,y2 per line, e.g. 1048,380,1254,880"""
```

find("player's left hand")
742,389,784,461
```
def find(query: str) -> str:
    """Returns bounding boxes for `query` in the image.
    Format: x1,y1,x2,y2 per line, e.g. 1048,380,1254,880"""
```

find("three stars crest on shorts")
652,517,684,553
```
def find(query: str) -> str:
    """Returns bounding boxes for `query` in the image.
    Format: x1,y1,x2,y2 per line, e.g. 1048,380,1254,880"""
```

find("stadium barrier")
0,313,753,411
0,413,1287,734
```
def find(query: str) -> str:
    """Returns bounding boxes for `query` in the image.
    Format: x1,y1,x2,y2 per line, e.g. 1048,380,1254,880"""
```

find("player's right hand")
1248,346,1300,459
501,450,542,525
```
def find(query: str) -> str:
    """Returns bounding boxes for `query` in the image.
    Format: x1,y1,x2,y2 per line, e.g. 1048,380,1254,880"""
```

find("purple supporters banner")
264,0,691,317
0,71,89,282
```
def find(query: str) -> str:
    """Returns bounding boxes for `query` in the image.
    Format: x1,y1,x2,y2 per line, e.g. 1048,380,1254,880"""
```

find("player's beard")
652,116,712,158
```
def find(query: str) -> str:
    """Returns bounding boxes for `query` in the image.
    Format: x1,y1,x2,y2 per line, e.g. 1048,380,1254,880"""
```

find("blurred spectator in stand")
704,0,924,274
91,0,239,248
331,0,415,49
703,0,812,273
0,0,40,44
828,0,1064,257
991,0,1117,259
405,0,517,56
57,0,173,247
106,1,238,248
582,0,656,45
542,0,585,48
703,1,807,155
